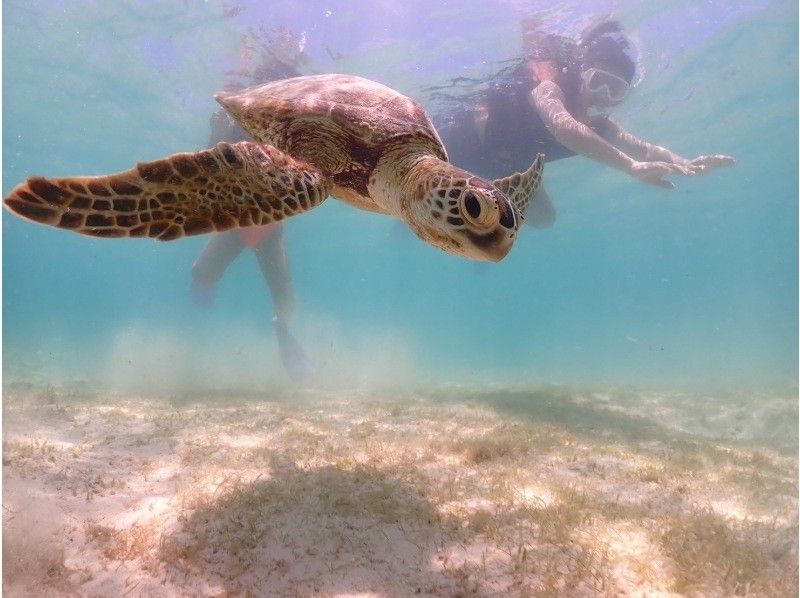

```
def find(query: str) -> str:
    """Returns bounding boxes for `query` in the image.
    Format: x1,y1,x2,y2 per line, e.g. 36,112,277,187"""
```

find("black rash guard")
438,57,609,180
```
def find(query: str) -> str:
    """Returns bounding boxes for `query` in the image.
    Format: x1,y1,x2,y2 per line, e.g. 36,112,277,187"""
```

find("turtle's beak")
463,228,514,262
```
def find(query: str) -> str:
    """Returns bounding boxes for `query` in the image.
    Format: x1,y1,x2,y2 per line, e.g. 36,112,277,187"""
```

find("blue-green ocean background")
2,0,797,396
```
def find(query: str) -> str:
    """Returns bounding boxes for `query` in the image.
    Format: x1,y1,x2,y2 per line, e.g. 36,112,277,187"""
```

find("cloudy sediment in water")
2,0,797,595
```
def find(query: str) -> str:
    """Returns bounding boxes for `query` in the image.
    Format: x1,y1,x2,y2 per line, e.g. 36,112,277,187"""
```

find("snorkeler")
190,27,315,381
439,18,736,228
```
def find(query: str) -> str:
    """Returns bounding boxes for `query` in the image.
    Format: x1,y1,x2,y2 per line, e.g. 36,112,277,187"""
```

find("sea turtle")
3,74,543,261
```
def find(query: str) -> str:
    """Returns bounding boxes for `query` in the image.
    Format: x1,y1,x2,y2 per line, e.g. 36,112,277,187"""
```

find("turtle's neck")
369,145,449,220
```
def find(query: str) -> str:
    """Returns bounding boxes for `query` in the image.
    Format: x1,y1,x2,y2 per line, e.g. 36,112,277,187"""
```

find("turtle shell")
215,74,448,205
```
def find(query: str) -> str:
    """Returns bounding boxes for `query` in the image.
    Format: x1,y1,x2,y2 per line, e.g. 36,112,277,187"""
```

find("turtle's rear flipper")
3,142,331,241
492,153,544,221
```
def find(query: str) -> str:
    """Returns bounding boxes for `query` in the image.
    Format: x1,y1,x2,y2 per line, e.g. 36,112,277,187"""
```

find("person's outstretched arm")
531,80,693,189
596,116,736,175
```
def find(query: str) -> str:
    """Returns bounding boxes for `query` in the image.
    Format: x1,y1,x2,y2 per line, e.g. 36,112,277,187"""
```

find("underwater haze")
2,0,798,596
3,0,797,394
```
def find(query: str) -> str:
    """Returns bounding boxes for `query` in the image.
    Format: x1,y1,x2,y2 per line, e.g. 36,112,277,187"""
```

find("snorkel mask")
577,18,642,105
580,67,630,103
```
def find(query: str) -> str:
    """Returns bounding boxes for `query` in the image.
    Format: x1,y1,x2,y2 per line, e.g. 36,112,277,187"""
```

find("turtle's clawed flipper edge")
3,142,331,241
492,153,544,220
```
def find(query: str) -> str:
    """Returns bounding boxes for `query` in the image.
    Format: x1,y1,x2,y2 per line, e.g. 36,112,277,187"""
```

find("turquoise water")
2,3,798,595
2,0,797,396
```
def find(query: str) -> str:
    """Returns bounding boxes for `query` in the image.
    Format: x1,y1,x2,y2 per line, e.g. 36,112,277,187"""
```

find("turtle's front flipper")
3,142,331,241
492,153,544,221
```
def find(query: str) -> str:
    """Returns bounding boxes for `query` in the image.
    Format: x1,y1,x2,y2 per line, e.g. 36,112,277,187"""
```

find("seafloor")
2,384,797,596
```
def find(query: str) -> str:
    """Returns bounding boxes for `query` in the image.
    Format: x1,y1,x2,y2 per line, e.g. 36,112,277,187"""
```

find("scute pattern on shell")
216,74,448,208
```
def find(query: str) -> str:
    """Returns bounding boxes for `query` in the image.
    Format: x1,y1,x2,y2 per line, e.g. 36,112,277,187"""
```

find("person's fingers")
655,161,687,175
633,162,680,188
690,155,737,171
657,161,693,176
685,163,703,174
711,155,736,167
643,162,670,177
651,177,676,190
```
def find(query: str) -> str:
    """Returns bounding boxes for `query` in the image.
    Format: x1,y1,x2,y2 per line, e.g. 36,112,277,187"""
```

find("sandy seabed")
3,384,797,597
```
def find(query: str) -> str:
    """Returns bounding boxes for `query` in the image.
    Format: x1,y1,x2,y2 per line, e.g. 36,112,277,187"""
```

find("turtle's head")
408,168,521,262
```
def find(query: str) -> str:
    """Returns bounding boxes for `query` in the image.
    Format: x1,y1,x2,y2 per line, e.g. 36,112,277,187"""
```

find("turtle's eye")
464,192,481,219
461,190,498,229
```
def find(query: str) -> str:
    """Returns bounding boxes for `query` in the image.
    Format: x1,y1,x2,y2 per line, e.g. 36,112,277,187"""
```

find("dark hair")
250,60,301,85
580,20,636,83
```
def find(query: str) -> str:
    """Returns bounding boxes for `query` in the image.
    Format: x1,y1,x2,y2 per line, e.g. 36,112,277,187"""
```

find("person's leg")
526,182,557,229
253,227,315,380
190,231,245,306
253,226,294,324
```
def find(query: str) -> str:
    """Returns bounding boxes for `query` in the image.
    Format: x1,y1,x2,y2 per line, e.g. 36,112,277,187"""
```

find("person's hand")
628,160,694,190
687,154,737,174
